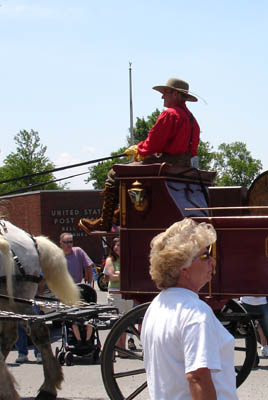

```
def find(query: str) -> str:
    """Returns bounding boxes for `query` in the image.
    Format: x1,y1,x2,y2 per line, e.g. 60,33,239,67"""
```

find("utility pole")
129,62,134,145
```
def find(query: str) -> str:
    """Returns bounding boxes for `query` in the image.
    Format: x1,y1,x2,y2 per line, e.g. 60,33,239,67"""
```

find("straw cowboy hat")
153,78,198,102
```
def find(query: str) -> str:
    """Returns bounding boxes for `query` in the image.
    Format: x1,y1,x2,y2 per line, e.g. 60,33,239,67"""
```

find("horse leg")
0,322,20,400
0,321,18,360
30,322,63,400
0,358,20,400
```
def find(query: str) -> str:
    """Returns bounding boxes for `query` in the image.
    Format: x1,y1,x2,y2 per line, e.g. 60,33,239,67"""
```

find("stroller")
55,283,101,366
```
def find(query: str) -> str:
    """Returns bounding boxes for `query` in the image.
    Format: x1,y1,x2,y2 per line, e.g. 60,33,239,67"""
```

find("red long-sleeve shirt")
137,104,200,157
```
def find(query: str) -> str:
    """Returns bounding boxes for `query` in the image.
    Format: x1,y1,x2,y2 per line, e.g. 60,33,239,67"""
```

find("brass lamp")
128,180,148,212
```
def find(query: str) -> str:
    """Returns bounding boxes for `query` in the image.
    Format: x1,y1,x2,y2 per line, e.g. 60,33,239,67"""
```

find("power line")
0,170,90,197
0,153,125,185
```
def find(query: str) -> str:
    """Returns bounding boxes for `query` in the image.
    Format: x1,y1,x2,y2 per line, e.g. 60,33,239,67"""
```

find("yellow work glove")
124,145,144,162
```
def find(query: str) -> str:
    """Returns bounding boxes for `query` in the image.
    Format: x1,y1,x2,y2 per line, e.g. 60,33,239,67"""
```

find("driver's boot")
78,186,118,233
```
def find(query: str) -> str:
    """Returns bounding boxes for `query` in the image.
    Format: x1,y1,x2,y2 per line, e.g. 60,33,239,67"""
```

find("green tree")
197,140,216,170
212,142,262,187
0,129,67,195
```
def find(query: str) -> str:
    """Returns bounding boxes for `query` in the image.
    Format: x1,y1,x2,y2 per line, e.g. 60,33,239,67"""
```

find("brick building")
1,190,106,264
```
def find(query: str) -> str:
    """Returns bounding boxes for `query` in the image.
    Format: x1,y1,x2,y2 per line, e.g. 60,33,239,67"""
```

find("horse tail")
0,236,14,298
35,236,80,306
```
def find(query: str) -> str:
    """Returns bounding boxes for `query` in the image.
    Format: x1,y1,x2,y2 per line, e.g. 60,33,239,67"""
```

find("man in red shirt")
136,78,200,164
79,77,200,233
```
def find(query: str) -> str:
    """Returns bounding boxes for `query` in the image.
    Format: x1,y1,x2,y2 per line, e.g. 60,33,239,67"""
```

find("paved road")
6,287,268,399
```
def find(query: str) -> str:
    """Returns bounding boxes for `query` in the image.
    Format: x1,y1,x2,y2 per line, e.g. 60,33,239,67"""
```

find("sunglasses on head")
192,245,212,261
62,240,73,244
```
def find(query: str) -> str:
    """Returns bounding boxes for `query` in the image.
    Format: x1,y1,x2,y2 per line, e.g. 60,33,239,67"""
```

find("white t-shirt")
141,287,238,400
240,296,267,306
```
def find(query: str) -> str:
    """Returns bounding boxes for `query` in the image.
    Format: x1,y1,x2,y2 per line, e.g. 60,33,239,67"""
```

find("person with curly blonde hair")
141,218,238,400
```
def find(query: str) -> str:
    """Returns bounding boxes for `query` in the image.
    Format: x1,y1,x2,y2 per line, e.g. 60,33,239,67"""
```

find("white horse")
0,219,80,400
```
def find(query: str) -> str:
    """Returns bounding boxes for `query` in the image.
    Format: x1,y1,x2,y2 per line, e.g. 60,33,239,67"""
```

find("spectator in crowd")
91,264,99,288
60,232,94,346
141,218,238,400
16,280,44,364
105,237,134,356
60,233,93,284
240,296,268,357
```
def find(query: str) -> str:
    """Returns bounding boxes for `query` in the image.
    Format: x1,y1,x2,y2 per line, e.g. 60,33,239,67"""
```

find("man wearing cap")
79,77,200,233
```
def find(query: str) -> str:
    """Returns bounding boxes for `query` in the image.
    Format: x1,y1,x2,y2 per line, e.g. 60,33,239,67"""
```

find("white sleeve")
182,317,222,374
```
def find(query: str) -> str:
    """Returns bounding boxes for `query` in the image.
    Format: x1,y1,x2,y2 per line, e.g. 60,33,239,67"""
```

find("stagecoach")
1,162,268,400
96,163,268,400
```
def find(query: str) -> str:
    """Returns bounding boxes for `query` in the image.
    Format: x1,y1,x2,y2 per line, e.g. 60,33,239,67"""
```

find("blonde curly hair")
149,218,216,290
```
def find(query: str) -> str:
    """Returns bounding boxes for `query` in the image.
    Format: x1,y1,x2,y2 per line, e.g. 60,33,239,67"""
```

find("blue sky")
0,0,267,189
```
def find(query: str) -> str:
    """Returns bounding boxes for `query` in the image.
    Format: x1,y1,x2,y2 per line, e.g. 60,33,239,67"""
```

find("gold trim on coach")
121,183,127,226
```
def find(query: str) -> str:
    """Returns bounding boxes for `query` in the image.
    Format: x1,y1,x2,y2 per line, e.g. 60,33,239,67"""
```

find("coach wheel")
97,273,108,292
93,348,101,363
101,302,150,400
57,351,65,366
65,351,73,366
55,347,60,358
218,299,257,388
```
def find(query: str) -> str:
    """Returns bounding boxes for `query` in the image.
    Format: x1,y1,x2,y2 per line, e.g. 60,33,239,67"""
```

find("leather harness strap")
0,275,42,285
176,106,210,206
11,248,43,283
177,105,195,153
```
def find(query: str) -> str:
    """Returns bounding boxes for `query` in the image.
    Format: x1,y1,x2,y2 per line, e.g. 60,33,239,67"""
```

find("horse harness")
0,220,42,286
